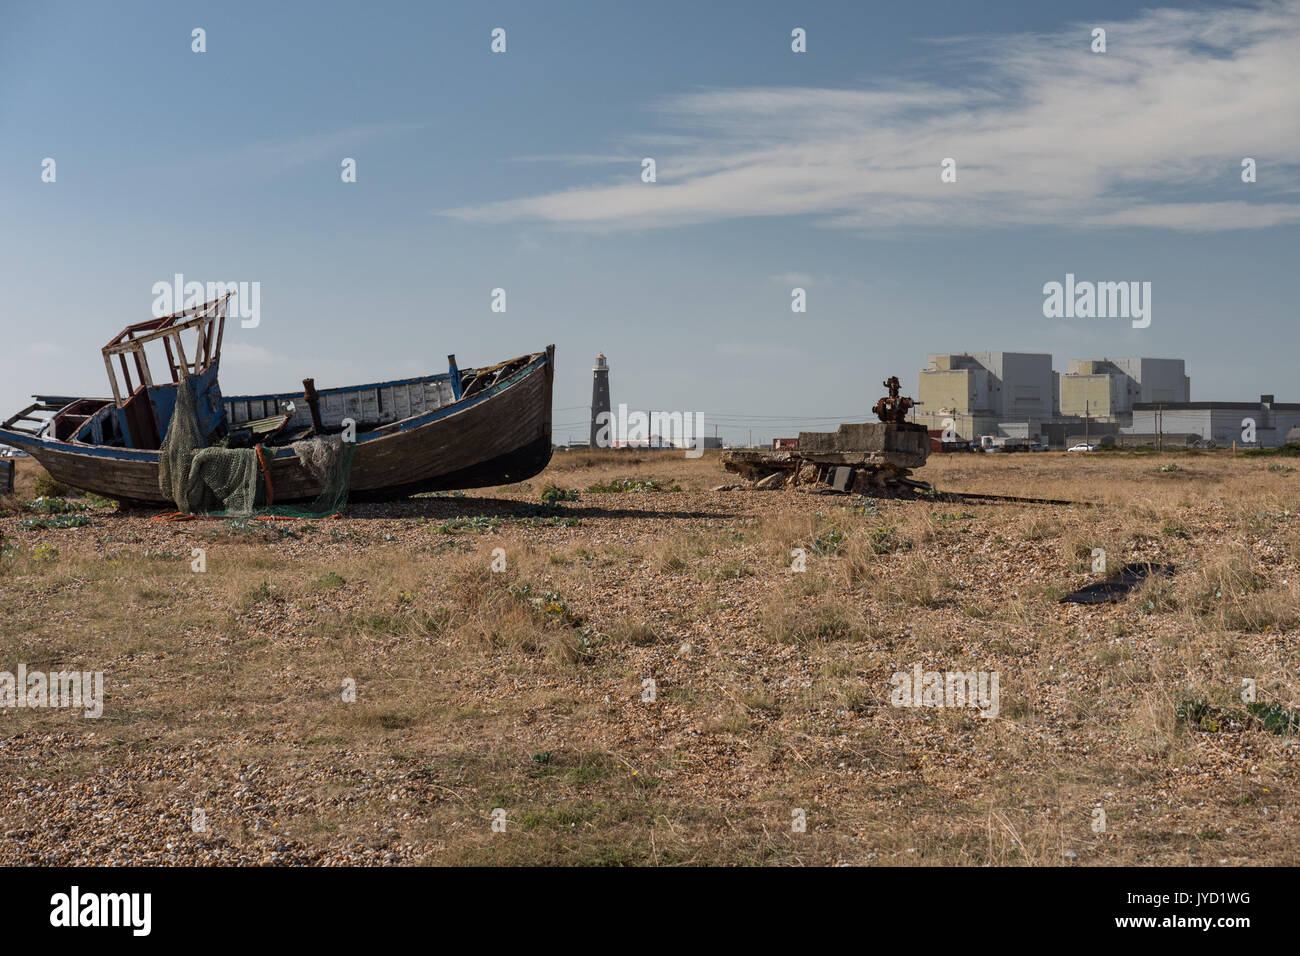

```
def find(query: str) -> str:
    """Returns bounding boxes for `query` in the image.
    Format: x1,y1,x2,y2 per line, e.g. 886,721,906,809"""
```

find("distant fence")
1110,433,1206,449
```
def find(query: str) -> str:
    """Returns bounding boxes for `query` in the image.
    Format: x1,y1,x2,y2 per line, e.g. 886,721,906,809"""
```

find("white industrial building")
1125,396,1300,448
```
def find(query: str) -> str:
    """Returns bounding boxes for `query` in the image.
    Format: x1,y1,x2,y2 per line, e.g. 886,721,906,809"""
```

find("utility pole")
1085,400,1089,448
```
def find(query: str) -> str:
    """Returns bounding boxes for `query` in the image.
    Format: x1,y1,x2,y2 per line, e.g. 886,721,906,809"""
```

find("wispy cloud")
165,123,423,182
504,153,641,166
442,1,1300,233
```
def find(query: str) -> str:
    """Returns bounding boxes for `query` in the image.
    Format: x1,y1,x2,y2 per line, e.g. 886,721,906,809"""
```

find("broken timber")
724,420,932,497
723,377,930,496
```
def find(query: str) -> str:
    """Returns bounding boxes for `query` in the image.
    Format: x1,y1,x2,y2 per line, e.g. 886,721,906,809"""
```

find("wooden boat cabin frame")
102,293,227,402
98,295,229,448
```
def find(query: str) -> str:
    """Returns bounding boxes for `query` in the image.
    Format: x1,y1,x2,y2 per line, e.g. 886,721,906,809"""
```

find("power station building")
1059,358,1189,421
911,353,1211,448
914,352,1057,441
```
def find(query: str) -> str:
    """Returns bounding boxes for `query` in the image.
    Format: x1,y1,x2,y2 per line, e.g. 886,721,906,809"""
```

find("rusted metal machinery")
871,376,914,424
723,377,931,497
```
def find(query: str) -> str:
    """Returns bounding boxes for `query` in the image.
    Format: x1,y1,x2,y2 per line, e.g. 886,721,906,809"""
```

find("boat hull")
0,347,555,508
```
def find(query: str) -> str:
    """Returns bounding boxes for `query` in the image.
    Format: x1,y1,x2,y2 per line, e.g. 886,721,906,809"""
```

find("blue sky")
2,0,1297,444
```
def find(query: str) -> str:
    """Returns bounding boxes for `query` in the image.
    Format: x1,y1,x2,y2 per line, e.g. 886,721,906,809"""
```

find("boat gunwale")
225,369,454,404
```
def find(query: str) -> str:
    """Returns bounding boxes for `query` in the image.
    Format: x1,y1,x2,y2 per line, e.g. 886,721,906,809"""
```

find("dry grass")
1,450,1297,865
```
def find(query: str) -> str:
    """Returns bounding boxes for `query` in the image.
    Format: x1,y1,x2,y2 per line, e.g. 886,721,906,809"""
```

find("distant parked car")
1067,443,1099,452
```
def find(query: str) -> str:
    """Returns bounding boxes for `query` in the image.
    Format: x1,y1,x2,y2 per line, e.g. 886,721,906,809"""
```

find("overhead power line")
554,407,876,422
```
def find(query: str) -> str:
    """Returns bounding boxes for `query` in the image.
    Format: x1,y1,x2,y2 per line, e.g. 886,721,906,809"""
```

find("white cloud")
505,153,641,166
441,2,1300,233
170,123,423,182
1083,201,1300,230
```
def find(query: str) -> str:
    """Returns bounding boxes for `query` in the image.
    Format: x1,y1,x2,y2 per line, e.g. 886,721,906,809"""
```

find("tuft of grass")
811,528,845,557
868,525,903,555
31,542,60,562
509,582,582,628
21,514,93,530
1177,695,1299,735
32,473,70,498
584,477,682,494
237,579,275,611
28,497,89,514
1022,516,1060,541
352,607,450,638
1243,442,1300,458
434,515,503,534
1248,701,1300,735
540,483,580,505
844,496,880,516
763,599,857,645
610,621,661,646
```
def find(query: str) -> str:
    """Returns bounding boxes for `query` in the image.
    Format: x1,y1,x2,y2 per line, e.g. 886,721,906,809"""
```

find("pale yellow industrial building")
914,352,1056,441
1059,358,1189,420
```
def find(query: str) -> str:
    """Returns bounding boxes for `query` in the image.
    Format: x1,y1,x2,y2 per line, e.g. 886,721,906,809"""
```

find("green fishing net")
158,373,355,517
188,446,261,515
259,437,355,517
157,373,206,510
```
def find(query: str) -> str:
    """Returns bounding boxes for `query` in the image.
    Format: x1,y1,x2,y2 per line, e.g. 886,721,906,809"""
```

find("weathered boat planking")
0,346,555,508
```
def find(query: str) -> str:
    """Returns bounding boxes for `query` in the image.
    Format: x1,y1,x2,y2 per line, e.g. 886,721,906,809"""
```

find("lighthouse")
590,353,611,448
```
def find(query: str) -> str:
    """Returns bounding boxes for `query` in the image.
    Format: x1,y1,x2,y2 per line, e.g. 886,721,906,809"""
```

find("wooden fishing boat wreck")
0,295,555,508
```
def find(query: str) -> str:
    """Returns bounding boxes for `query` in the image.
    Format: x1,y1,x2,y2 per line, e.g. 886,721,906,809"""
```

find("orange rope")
150,510,340,523
253,512,343,521
255,445,274,506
